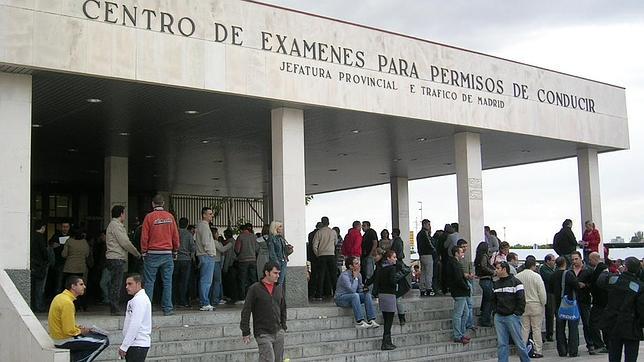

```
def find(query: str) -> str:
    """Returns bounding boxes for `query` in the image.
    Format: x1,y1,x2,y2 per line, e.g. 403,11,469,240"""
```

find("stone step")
86,307,481,345
95,324,496,361
139,330,499,362
58,295,470,331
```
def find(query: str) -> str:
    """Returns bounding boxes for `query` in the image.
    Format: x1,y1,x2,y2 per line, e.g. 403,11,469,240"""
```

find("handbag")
557,270,580,321
284,239,294,256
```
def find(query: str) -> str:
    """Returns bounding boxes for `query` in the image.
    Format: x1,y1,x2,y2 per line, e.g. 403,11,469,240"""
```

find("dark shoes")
381,334,396,350
453,337,470,345
163,310,174,316
599,347,609,353
588,348,598,355
531,353,543,358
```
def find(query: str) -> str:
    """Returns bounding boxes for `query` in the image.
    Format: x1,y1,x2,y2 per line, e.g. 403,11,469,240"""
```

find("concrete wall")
0,270,69,362
0,0,628,149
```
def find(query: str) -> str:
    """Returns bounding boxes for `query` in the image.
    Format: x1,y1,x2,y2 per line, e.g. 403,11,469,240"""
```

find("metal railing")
170,194,265,228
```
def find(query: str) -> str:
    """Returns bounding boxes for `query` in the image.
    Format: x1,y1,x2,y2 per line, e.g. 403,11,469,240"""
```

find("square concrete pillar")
0,73,32,300
390,177,411,263
104,156,128,228
577,148,602,241
271,108,307,306
455,132,485,263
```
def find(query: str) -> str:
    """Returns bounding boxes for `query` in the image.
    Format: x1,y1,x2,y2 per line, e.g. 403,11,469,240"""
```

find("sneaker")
234,300,245,305
599,347,609,353
532,353,543,358
218,300,226,305
367,320,380,328
199,305,214,311
588,348,598,355
355,320,370,329
428,290,436,296
163,310,174,316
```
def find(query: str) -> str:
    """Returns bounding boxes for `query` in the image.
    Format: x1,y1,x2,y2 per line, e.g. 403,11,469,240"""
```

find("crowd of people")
32,203,644,362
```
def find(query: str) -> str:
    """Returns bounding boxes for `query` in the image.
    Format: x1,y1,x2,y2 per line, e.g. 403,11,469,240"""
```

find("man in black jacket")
416,219,436,297
475,241,496,327
446,246,471,345
492,261,530,362
570,250,596,355
588,252,608,353
31,220,50,312
240,261,287,362
598,257,644,362
553,219,577,266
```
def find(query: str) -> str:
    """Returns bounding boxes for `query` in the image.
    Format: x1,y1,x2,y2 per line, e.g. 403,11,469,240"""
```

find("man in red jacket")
141,194,180,316
341,221,362,258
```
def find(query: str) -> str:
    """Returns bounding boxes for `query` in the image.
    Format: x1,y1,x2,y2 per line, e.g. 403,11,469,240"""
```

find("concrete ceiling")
30,71,613,197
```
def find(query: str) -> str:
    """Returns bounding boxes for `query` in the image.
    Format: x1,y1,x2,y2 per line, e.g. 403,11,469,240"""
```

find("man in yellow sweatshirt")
48,275,109,362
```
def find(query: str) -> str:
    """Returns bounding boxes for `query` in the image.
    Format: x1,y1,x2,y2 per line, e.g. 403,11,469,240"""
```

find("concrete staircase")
37,293,535,361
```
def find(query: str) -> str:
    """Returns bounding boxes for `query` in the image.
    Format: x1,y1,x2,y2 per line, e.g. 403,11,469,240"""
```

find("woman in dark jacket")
374,250,404,350
475,241,496,327
550,256,580,357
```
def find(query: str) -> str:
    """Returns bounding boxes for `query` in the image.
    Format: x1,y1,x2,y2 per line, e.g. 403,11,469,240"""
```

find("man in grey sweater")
195,207,232,311
312,216,338,300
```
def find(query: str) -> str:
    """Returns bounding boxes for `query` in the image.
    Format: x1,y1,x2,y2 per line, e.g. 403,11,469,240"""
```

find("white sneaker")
355,320,370,329
367,320,380,328
199,305,213,311
218,300,226,305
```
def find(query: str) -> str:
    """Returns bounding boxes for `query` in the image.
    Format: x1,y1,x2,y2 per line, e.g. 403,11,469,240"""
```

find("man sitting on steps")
335,256,380,329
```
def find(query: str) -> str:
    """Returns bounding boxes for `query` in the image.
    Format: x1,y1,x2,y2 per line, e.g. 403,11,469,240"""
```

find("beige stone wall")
0,0,629,148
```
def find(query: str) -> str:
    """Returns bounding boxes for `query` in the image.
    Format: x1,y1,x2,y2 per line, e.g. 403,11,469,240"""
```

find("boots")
398,314,406,326
381,334,396,350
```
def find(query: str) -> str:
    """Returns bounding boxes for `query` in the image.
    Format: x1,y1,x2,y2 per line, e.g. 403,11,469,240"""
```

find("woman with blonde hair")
267,221,289,286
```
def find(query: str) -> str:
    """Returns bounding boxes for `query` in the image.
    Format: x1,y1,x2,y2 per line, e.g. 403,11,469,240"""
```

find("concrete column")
455,132,484,263
104,156,128,229
271,108,307,306
0,73,32,300
577,148,602,241
262,191,271,226
390,177,411,263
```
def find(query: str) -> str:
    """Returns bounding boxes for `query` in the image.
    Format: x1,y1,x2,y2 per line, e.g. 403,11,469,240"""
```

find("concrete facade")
577,148,603,239
0,73,31,271
104,156,129,227
0,1,628,149
455,132,484,263
390,177,411,263
271,107,307,305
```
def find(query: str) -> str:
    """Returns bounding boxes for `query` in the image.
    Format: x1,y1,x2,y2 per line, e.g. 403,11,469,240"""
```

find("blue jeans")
335,292,376,322
495,314,530,362
198,255,215,306
479,278,494,325
466,280,474,328
209,260,222,305
277,260,287,286
143,254,174,313
452,297,469,339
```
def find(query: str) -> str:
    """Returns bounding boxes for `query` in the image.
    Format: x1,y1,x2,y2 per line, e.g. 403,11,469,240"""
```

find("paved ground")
479,344,644,361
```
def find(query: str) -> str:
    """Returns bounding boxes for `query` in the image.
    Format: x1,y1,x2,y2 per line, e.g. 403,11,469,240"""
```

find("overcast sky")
264,0,644,245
